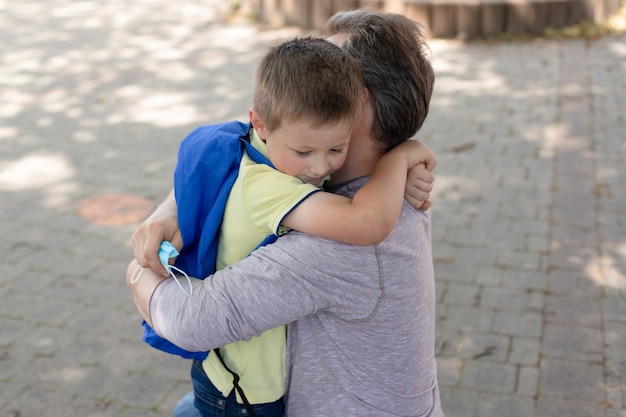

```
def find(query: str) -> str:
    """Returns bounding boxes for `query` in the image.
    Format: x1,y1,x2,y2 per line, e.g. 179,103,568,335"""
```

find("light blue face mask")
130,241,193,296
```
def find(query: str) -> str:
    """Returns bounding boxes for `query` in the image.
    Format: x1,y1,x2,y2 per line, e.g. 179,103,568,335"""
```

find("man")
129,9,443,417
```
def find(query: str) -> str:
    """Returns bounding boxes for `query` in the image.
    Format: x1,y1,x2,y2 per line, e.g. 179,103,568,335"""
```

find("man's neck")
328,134,380,186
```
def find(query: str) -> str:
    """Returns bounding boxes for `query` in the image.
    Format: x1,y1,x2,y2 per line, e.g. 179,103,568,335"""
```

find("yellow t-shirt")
202,129,321,404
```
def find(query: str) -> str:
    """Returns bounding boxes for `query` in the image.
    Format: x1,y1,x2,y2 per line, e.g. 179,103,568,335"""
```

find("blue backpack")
141,120,277,360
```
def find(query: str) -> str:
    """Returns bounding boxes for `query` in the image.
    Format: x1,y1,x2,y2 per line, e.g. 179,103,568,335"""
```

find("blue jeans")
181,359,284,417
173,391,201,417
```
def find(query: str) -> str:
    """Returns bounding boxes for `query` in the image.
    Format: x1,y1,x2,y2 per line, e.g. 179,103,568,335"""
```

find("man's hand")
132,190,182,276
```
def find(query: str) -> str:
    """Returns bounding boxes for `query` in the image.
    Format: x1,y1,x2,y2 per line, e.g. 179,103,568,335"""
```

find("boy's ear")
249,108,267,140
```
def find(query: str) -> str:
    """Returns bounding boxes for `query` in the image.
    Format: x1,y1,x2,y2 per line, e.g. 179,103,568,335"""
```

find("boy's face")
263,118,353,185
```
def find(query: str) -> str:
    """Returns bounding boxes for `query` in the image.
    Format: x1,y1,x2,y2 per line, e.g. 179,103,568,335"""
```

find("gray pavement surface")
1,1,624,416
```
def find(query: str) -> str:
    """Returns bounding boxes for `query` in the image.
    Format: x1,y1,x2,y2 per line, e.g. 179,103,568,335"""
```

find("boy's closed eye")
293,148,345,157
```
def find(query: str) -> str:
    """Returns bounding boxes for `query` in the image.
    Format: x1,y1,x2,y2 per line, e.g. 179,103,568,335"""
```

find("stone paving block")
455,332,510,362
517,366,539,396
551,203,596,230
548,243,600,272
493,310,542,338
536,397,606,417
547,268,604,297
454,245,498,269
443,282,480,306
475,393,535,417
544,293,603,327
480,286,528,311
607,381,624,409
435,262,478,284
442,306,495,333
436,356,463,386
19,325,68,358
27,296,81,327
605,347,626,381
0,316,30,346
539,358,605,402
526,290,544,311
476,266,504,286
460,361,518,394
509,337,540,366
605,321,626,347
602,294,626,323
542,323,604,362
5,388,92,417
0,346,32,404
439,386,479,417
606,410,626,417
446,227,491,247
551,219,594,247
495,249,545,272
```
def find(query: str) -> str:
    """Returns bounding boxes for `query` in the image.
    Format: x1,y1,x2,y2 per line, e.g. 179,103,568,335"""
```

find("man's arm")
126,259,168,325
127,232,379,352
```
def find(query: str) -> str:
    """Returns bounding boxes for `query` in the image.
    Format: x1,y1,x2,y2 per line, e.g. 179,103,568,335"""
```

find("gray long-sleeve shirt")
150,177,444,417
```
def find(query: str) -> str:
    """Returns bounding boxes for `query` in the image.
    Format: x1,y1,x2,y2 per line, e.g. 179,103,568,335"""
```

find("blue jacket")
142,120,276,360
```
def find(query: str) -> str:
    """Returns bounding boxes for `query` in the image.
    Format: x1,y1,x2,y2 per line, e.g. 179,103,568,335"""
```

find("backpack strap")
214,348,259,417
240,123,274,168
213,125,277,413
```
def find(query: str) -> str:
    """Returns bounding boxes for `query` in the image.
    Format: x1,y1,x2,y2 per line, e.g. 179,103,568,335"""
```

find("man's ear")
363,87,370,103
249,108,267,140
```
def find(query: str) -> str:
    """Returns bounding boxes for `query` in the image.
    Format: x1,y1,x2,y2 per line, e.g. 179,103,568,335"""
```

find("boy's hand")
405,164,434,211
391,139,436,211
132,191,182,277
392,139,437,172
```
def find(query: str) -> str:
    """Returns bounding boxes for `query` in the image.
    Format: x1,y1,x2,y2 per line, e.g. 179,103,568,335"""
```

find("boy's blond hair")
252,37,364,133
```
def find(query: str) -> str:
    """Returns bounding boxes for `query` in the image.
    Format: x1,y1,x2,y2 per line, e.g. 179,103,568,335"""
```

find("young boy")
132,37,434,417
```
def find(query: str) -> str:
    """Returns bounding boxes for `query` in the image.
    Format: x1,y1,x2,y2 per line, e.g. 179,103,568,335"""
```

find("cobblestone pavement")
1,1,624,416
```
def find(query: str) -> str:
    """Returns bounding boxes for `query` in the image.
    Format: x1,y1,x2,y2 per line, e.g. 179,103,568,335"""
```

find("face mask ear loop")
130,264,144,284
129,262,192,296
167,265,193,296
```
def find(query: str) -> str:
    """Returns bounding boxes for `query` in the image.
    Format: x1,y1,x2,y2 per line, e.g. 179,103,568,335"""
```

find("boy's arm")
282,140,434,246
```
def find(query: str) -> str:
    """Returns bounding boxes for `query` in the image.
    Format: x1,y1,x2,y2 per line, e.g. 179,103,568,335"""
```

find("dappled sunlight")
0,0,309,235
0,88,35,118
0,153,74,191
131,92,201,128
593,242,626,291
432,175,484,202
0,152,79,209
40,366,89,384
0,0,282,133
0,1,304,226
608,38,626,56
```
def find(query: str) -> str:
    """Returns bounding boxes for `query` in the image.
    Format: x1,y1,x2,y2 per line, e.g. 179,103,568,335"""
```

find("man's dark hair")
327,10,435,153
